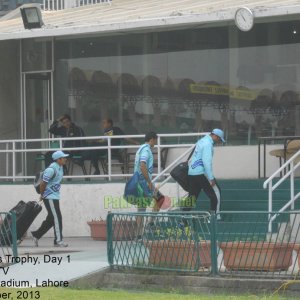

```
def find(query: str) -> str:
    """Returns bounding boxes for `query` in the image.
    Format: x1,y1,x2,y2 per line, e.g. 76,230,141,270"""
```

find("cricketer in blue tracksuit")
185,129,225,213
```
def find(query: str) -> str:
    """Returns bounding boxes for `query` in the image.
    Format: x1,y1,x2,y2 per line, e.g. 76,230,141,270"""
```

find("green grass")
1,288,299,300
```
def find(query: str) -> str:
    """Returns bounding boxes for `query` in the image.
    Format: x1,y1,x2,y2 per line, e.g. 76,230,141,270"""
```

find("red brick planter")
87,221,107,241
219,242,293,271
87,220,136,241
144,240,211,270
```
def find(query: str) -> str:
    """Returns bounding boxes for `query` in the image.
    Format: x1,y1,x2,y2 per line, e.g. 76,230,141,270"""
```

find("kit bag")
170,146,195,192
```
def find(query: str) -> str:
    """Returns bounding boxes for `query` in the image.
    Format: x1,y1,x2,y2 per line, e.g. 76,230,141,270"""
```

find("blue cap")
211,129,226,143
52,151,69,161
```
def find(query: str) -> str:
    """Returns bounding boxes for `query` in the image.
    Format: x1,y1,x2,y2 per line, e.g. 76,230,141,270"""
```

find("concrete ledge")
69,267,300,296
69,267,110,289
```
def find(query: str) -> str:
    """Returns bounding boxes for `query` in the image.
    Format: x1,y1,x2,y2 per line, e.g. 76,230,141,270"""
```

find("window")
54,20,300,144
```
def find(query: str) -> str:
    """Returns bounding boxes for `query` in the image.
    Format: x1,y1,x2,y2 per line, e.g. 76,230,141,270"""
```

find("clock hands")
235,7,254,31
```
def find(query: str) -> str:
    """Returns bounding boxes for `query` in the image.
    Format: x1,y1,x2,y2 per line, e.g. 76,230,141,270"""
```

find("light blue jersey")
134,144,154,180
42,162,64,200
188,135,214,180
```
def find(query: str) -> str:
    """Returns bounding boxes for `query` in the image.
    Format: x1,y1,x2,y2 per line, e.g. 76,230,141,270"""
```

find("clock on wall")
235,7,254,32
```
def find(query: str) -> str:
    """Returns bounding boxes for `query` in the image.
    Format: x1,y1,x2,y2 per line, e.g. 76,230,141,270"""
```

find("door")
25,73,52,139
23,72,53,175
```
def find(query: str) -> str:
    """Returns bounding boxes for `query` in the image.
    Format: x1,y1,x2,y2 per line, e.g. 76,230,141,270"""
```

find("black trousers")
32,199,63,243
89,149,123,171
90,149,107,171
184,174,221,213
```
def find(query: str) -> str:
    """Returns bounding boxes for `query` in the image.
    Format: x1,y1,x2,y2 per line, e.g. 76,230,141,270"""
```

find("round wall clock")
235,7,254,32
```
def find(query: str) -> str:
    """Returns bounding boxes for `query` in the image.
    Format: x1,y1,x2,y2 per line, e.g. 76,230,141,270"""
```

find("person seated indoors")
90,118,139,175
45,114,86,168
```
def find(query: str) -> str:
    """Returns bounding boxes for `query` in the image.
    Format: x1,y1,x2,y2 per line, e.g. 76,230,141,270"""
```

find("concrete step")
194,179,300,212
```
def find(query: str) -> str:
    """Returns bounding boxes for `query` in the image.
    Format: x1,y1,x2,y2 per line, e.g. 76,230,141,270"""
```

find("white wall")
166,144,288,179
0,182,179,237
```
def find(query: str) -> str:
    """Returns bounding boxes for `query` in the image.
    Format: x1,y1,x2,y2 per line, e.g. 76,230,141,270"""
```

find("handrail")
151,144,195,205
263,149,300,189
0,132,207,181
0,132,207,144
0,143,197,153
152,145,195,183
0,134,144,144
42,0,111,11
263,148,300,232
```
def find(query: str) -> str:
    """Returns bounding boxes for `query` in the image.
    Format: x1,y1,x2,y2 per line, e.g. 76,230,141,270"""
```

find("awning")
0,0,300,40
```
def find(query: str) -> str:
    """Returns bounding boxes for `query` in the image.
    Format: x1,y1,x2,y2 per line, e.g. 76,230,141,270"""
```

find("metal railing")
263,149,300,232
217,211,299,278
42,0,111,10
107,211,300,279
107,211,212,274
0,212,18,265
0,132,206,182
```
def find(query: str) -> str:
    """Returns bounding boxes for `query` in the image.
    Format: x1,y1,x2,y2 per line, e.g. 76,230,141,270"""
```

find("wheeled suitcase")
0,200,42,245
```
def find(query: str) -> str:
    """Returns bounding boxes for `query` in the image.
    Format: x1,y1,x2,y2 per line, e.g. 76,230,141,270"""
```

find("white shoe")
30,232,39,247
54,241,68,247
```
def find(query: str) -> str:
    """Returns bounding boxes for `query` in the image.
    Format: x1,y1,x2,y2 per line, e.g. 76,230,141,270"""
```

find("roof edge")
0,4,300,41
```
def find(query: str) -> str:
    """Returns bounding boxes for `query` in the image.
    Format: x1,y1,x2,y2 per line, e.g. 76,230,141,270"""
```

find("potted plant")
219,239,294,271
144,226,211,270
87,218,107,241
87,217,136,241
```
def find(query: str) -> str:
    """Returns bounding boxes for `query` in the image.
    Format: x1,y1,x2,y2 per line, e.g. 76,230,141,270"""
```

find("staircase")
193,178,300,241
196,178,300,212
153,145,300,242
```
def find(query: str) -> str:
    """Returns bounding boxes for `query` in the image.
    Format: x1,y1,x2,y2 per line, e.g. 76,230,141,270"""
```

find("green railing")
0,212,18,265
107,211,300,278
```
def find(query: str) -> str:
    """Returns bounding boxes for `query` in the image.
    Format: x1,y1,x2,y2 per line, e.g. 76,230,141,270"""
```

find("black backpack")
170,146,195,192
